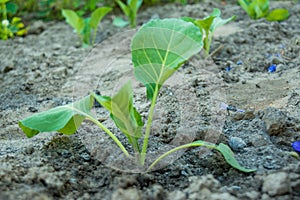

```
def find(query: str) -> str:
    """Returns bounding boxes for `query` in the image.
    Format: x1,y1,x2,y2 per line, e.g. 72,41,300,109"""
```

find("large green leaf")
94,82,144,152
19,95,94,138
131,18,203,99
62,9,84,34
89,7,112,29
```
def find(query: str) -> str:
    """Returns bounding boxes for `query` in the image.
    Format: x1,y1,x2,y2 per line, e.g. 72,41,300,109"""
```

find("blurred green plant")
0,0,26,40
183,8,235,57
238,0,289,21
113,0,143,28
62,7,112,46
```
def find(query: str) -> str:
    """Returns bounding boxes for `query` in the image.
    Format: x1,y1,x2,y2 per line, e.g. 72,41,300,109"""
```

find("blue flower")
268,64,276,73
292,141,300,154
225,66,232,72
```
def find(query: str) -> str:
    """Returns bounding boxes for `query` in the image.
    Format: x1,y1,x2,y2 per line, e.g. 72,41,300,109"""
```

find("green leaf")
266,8,289,21
238,0,269,19
62,9,84,34
6,2,18,14
0,0,10,4
255,0,269,18
116,0,130,17
19,95,94,138
113,17,129,28
210,8,236,33
131,18,203,99
94,82,144,152
216,143,256,173
129,0,143,13
82,18,91,45
147,140,256,172
89,7,112,29
238,0,251,15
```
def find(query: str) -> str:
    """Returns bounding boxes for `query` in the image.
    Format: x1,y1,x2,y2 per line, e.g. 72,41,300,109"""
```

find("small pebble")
236,60,243,65
229,137,246,151
80,152,91,162
28,106,38,112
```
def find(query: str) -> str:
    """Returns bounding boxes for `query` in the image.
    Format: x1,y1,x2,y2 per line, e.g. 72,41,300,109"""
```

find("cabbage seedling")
238,0,289,21
19,18,255,173
113,0,143,28
183,8,235,57
62,7,112,46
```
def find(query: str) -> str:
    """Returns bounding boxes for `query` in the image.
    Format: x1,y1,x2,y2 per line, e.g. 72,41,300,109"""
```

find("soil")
1,1,300,199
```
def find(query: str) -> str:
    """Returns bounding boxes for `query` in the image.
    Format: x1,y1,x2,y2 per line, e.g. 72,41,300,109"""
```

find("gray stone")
52,67,68,79
262,107,287,136
242,191,260,200
147,184,165,199
167,190,186,200
229,136,247,151
111,188,141,200
249,132,270,147
28,20,46,34
262,172,290,196
185,175,220,193
210,192,238,200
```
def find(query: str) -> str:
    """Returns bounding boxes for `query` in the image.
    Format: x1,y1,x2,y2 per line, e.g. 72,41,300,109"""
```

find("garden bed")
0,1,300,199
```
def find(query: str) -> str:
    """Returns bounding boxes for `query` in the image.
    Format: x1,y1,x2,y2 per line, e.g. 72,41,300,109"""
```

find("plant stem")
86,116,130,157
2,2,7,21
91,28,97,46
147,141,217,172
73,104,130,157
140,85,160,165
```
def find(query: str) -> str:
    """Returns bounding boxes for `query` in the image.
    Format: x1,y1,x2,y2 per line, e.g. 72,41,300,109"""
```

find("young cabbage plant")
183,8,235,57
238,0,289,21
62,7,112,47
113,0,142,28
19,18,255,173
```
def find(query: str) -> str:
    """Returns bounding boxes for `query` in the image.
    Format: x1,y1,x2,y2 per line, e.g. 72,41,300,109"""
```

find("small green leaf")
116,0,130,17
131,18,203,99
113,17,129,28
210,8,236,33
129,0,143,13
82,18,91,45
89,7,112,29
19,95,94,138
62,9,84,34
216,143,256,173
238,0,251,16
94,82,144,152
266,8,289,21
